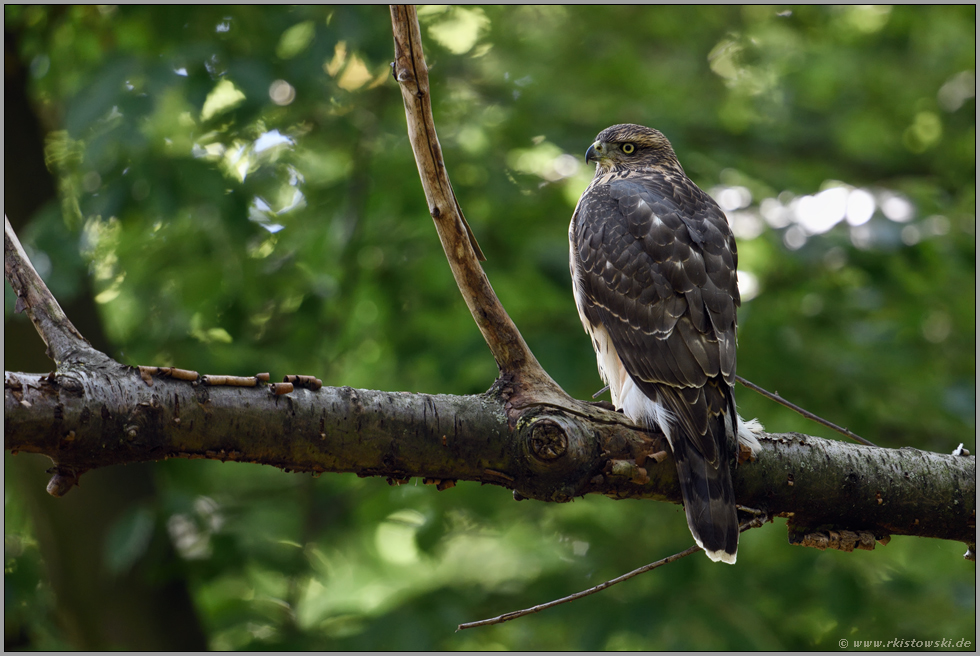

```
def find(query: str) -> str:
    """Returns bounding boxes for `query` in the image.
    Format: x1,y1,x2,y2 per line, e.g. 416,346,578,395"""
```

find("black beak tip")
585,143,597,164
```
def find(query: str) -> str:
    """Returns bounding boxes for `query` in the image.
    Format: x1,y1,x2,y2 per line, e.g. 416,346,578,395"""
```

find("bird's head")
585,124,680,175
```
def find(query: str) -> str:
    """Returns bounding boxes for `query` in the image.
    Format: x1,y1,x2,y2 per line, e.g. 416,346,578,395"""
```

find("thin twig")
736,375,875,447
458,516,770,631
456,544,701,631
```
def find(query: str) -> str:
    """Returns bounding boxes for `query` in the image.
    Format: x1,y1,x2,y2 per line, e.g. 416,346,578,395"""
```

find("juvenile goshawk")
569,124,760,563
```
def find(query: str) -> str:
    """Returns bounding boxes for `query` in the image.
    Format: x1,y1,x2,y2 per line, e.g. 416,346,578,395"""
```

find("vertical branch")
388,5,562,394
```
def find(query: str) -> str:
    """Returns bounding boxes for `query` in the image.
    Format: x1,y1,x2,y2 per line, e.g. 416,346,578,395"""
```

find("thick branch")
5,368,974,544
4,369,511,490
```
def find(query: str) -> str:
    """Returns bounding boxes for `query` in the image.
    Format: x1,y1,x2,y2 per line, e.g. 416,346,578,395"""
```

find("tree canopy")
4,5,975,650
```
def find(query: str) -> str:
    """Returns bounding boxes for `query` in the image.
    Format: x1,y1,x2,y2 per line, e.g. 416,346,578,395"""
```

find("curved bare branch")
4,216,110,367
388,6,565,398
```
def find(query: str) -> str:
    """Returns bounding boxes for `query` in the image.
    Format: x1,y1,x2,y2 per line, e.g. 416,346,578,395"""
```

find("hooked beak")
585,141,601,165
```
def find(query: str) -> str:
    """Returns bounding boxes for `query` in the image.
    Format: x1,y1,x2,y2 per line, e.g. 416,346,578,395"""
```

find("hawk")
569,124,761,563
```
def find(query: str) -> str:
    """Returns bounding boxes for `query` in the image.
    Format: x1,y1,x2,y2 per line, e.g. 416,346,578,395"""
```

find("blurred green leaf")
103,505,156,575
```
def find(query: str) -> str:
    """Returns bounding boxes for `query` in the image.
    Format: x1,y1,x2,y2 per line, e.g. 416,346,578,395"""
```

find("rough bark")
5,367,976,546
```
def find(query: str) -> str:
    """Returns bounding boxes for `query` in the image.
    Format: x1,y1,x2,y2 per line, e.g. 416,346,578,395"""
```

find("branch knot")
529,418,567,461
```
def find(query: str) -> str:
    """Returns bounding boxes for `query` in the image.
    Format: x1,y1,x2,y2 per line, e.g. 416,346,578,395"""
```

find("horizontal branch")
5,367,975,546
4,368,512,490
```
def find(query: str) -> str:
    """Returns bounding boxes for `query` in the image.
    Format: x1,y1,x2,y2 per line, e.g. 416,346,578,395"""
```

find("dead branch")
737,375,875,447
458,514,770,630
457,544,702,630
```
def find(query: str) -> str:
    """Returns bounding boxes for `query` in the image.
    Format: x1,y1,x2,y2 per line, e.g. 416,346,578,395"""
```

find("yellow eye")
622,143,635,154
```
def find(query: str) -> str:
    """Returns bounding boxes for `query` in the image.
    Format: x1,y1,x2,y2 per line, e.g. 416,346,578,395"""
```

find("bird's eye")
622,143,635,154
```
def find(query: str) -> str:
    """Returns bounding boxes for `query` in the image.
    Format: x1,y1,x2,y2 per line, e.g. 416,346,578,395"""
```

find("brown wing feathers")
577,177,735,392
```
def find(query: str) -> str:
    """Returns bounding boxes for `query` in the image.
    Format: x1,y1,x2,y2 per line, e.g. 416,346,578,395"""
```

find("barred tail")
671,428,739,564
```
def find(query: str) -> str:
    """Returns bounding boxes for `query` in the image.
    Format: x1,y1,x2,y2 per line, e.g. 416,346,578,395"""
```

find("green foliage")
5,5,975,650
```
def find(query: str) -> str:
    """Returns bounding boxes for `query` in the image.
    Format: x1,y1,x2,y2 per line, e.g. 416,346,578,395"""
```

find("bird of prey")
569,124,761,563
